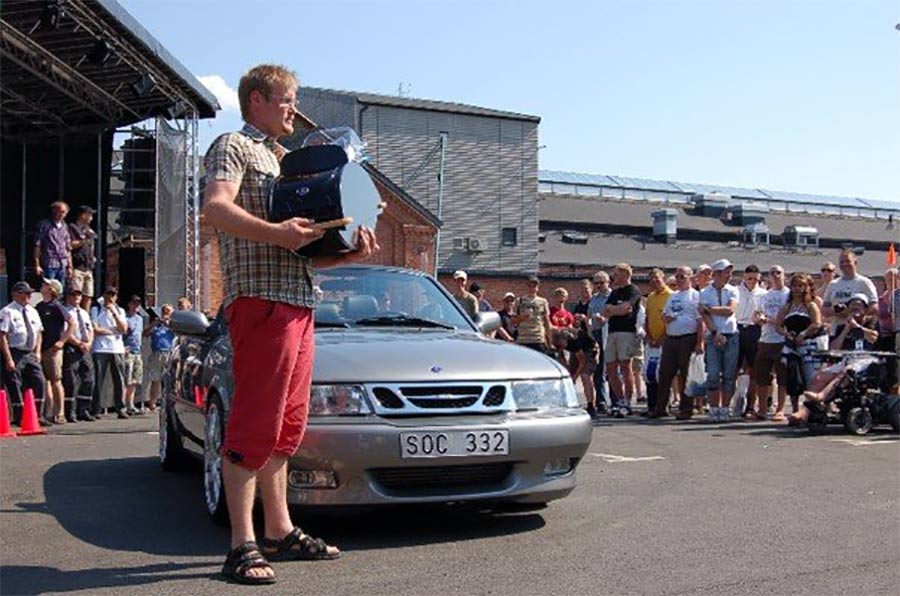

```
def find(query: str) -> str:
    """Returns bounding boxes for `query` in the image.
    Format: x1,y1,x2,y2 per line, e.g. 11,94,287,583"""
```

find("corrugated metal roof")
304,87,540,122
539,231,889,277
539,195,900,243
539,170,899,210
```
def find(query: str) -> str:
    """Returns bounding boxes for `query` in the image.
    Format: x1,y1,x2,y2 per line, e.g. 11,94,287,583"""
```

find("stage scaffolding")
154,112,200,308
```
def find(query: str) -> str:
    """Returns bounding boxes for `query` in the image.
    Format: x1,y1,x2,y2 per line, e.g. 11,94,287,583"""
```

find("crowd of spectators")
0,201,184,428
456,248,898,424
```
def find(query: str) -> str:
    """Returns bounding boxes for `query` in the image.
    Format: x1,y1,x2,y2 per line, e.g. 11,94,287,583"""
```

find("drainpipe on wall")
434,132,448,276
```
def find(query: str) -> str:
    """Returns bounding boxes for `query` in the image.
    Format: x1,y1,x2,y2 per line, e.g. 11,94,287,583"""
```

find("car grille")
368,383,511,415
372,387,404,409
408,396,479,408
370,463,513,492
482,386,506,407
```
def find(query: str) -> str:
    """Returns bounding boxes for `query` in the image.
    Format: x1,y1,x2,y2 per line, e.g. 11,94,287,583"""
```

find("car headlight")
512,378,579,410
309,384,371,416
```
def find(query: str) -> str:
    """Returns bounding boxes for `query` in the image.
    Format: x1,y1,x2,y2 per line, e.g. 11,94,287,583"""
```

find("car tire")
160,400,190,472
844,407,873,436
204,395,230,527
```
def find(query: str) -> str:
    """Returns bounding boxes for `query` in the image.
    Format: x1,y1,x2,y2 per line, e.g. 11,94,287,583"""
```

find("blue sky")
120,0,899,203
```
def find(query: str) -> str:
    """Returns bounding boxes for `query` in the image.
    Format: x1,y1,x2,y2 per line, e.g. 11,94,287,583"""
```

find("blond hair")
615,263,633,277
238,64,298,120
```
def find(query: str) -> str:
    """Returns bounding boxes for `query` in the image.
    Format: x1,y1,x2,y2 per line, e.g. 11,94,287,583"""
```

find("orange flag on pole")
888,243,897,267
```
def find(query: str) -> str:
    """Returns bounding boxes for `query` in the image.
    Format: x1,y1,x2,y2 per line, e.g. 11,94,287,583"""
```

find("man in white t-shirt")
91,287,129,418
657,266,704,419
697,259,740,422
735,264,766,417
751,266,790,421
822,249,878,337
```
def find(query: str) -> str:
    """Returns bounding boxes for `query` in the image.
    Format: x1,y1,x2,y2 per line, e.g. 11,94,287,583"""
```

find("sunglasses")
770,270,784,275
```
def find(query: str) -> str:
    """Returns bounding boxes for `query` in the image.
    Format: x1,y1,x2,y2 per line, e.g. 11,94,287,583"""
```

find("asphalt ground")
1,411,898,596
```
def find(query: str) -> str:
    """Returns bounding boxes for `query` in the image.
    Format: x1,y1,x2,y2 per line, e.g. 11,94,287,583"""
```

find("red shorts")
222,297,315,470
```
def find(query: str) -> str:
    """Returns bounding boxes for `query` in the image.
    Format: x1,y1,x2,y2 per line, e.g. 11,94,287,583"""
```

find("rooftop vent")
561,232,588,245
651,208,677,244
729,202,770,226
692,192,731,218
742,222,770,247
783,225,819,249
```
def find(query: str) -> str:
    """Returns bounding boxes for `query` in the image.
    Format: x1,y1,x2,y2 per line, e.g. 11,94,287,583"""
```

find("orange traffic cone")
0,389,16,439
18,388,46,436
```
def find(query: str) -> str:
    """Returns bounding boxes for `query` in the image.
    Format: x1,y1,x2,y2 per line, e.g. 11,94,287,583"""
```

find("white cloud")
198,75,240,113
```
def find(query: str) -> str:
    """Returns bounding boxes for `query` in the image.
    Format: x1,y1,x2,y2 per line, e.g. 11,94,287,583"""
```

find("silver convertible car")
160,265,592,524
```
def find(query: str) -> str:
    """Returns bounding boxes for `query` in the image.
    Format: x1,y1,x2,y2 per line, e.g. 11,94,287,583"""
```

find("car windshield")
313,268,473,330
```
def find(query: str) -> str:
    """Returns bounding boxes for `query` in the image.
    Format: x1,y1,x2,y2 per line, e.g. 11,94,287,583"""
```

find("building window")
501,227,518,247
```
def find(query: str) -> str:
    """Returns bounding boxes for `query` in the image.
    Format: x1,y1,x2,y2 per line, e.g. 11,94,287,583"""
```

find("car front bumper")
285,409,593,507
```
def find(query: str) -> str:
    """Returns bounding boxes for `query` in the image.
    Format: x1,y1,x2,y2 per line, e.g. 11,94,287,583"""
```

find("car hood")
312,329,566,383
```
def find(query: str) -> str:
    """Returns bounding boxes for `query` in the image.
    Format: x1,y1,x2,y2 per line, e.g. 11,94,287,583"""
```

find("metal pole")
91,133,104,298
191,112,200,309
95,134,103,290
154,118,160,306
58,136,65,199
434,132,447,276
19,143,27,281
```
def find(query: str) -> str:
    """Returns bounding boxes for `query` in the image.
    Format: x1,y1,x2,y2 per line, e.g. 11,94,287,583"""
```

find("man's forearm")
202,198,280,246
0,334,13,365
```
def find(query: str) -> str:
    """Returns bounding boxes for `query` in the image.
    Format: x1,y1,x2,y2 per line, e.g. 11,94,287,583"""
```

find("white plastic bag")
686,352,707,397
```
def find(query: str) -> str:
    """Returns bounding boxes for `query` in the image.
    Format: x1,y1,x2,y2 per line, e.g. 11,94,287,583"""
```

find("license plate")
400,430,509,458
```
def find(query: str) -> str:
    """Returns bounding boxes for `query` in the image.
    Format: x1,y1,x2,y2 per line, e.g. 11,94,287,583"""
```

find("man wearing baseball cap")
68,205,97,311
831,293,879,351
452,270,479,319
36,278,76,425
696,259,740,422
0,281,47,426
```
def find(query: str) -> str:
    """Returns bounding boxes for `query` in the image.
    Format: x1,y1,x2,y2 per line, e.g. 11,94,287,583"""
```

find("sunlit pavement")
1,412,898,596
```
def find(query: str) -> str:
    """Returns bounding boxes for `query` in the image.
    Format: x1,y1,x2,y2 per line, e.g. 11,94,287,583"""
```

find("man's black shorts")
737,324,761,370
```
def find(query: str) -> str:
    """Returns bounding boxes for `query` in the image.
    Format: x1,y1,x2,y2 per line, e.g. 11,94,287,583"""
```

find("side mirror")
169,310,210,336
474,311,501,335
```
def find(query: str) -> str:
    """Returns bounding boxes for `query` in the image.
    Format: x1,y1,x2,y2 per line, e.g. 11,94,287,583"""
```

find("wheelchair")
804,350,900,436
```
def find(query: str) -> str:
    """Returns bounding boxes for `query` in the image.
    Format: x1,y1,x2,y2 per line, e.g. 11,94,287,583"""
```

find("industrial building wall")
361,105,539,275
294,89,540,275
296,88,358,131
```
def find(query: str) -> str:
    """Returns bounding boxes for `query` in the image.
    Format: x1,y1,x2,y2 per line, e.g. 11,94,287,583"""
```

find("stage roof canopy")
1,0,219,141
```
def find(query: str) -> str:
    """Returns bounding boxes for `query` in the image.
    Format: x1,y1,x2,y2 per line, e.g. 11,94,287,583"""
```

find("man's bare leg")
258,455,293,541
621,359,635,406
606,362,625,406
258,454,340,557
223,459,273,580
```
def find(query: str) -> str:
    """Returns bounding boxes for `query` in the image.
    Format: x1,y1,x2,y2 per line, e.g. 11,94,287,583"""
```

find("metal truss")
62,0,197,114
183,112,200,307
0,18,137,124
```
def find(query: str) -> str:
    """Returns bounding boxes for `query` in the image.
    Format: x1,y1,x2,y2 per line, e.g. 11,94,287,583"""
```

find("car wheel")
160,400,190,472
844,407,873,436
204,395,230,526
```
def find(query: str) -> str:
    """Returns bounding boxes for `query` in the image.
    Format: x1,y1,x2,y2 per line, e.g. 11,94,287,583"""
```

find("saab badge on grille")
295,186,311,196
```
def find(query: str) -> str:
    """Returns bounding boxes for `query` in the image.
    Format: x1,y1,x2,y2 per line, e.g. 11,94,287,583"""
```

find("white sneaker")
721,407,731,422
708,408,719,422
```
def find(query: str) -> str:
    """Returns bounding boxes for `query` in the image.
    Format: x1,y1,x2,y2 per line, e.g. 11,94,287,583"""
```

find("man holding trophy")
202,64,378,585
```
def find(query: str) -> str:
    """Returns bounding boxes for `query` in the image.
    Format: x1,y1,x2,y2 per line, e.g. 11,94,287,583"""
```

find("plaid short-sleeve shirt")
204,123,315,309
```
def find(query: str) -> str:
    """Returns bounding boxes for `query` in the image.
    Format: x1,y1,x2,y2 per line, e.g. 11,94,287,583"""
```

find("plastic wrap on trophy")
268,144,383,257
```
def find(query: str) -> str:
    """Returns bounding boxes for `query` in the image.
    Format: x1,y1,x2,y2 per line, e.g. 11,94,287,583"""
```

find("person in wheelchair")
786,294,879,425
